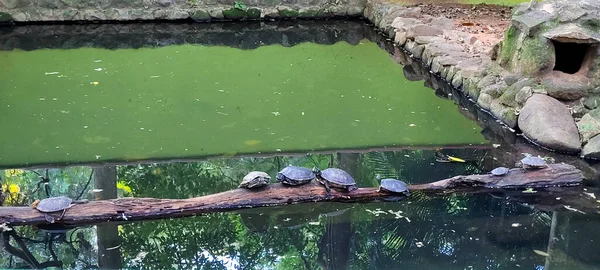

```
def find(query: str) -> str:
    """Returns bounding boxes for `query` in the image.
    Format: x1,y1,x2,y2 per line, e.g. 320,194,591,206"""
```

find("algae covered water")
0,21,486,168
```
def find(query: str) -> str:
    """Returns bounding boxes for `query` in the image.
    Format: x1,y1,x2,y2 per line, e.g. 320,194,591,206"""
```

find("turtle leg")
324,181,331,195
58,208,68,221
347,185,357,192
44,213,56,223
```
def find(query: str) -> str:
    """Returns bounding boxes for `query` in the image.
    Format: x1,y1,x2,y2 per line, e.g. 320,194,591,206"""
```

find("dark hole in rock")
552,40,590,74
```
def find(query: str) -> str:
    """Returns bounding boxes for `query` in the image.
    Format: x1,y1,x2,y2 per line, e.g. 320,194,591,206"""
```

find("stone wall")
365,0,600,158
0,20,373,50
0,0,365,22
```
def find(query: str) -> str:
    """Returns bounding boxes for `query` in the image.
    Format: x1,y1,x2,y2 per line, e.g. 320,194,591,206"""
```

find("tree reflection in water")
1,150,599,269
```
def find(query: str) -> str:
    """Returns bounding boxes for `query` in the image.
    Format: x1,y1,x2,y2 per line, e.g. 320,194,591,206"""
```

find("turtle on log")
31,196,88,223
239,171,271,189
276,166,315,186
313,167,357,194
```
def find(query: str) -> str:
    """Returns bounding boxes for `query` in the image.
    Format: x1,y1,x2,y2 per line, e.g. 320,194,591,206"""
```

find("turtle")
313,167,357,193
276,166,315,186
239,171,271,189
490,167,510,176
517,156,548,170
378,178,410,196
31,196,88,223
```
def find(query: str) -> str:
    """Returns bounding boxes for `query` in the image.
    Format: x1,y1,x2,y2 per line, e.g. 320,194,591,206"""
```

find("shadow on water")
1,20,600,269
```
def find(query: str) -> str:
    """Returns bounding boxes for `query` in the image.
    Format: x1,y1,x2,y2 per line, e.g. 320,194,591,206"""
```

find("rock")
491,99,518,128
208,8,224,19
347,6,364,16
515,86,533,105
481,81,508,98
557,4,587,22
511,9,554,36
577,109,600,143
414,36,444,45
499,78,535,107
582,135,600,159
430,55,463,74
451,70,463,89
477,93,493,111
394,31,407,46
430,17,454,30
404,40,424,59
190,9,211,21
391,17,418,30
405,24,443,39
584,95,600,110
542,72,592,100
0,11,13,22
543,23,600,44
463,76,481,100
518,94,582,153
1,0,19,9
156,0,174,7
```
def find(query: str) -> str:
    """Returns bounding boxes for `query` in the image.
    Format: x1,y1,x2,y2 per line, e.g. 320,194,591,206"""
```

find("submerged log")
0,163,583,226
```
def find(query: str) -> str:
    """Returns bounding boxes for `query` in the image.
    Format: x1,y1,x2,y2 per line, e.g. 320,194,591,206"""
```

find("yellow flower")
8,184,20,194
4,169,24,178
151,168,162,175
1,184,6,193
117,181,132,194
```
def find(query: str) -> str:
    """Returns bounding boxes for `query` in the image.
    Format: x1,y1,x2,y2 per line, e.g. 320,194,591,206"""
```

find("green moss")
464,77,481,100
0,12,13,22
278,9,298,18
190,10,211,21
246,8,261,19
499,25,518,67
223,8,247,19
518,36,553,75
581,18,600,32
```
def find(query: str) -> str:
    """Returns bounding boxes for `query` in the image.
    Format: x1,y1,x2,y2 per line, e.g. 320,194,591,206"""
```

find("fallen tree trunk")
0,163,583,226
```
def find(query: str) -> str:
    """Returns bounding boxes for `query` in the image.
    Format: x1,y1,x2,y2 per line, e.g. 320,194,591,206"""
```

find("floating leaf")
533,250,549,257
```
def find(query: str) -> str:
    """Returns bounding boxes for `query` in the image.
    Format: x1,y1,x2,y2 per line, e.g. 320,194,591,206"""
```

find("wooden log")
0,163,583,226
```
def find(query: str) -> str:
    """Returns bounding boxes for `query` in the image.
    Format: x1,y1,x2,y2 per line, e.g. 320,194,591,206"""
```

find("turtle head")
311,167,321,175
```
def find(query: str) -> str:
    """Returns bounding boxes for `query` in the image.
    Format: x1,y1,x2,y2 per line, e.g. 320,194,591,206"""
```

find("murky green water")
1,20,599,270
0,22,485,168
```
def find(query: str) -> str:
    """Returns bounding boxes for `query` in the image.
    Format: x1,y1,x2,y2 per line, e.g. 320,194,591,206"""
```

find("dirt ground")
413,3,512,45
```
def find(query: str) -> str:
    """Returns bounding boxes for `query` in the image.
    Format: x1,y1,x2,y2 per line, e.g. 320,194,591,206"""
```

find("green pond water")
0,39,486,168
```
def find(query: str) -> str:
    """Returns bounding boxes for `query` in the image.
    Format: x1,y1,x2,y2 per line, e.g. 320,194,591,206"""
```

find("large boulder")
518,94,581,153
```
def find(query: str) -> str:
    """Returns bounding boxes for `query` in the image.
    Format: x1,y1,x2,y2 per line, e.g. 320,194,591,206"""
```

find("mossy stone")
0,12,13,22
246,8,261,19
223,8,247,19
499,25,518,67
299,8,328,18
518,36,553,75
278,9,298,18
190,10,211,21
499,78,534,107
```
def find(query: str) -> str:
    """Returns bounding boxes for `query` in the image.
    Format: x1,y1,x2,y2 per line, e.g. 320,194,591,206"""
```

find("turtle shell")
379,179,409,195
318,168,356,188
276,166,315,185
490,167,510,176
520,156,547,168
35,196,73,213
239,171,271,189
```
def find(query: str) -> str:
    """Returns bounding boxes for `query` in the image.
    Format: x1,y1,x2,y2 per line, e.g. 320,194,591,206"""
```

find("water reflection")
1,147,600,269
